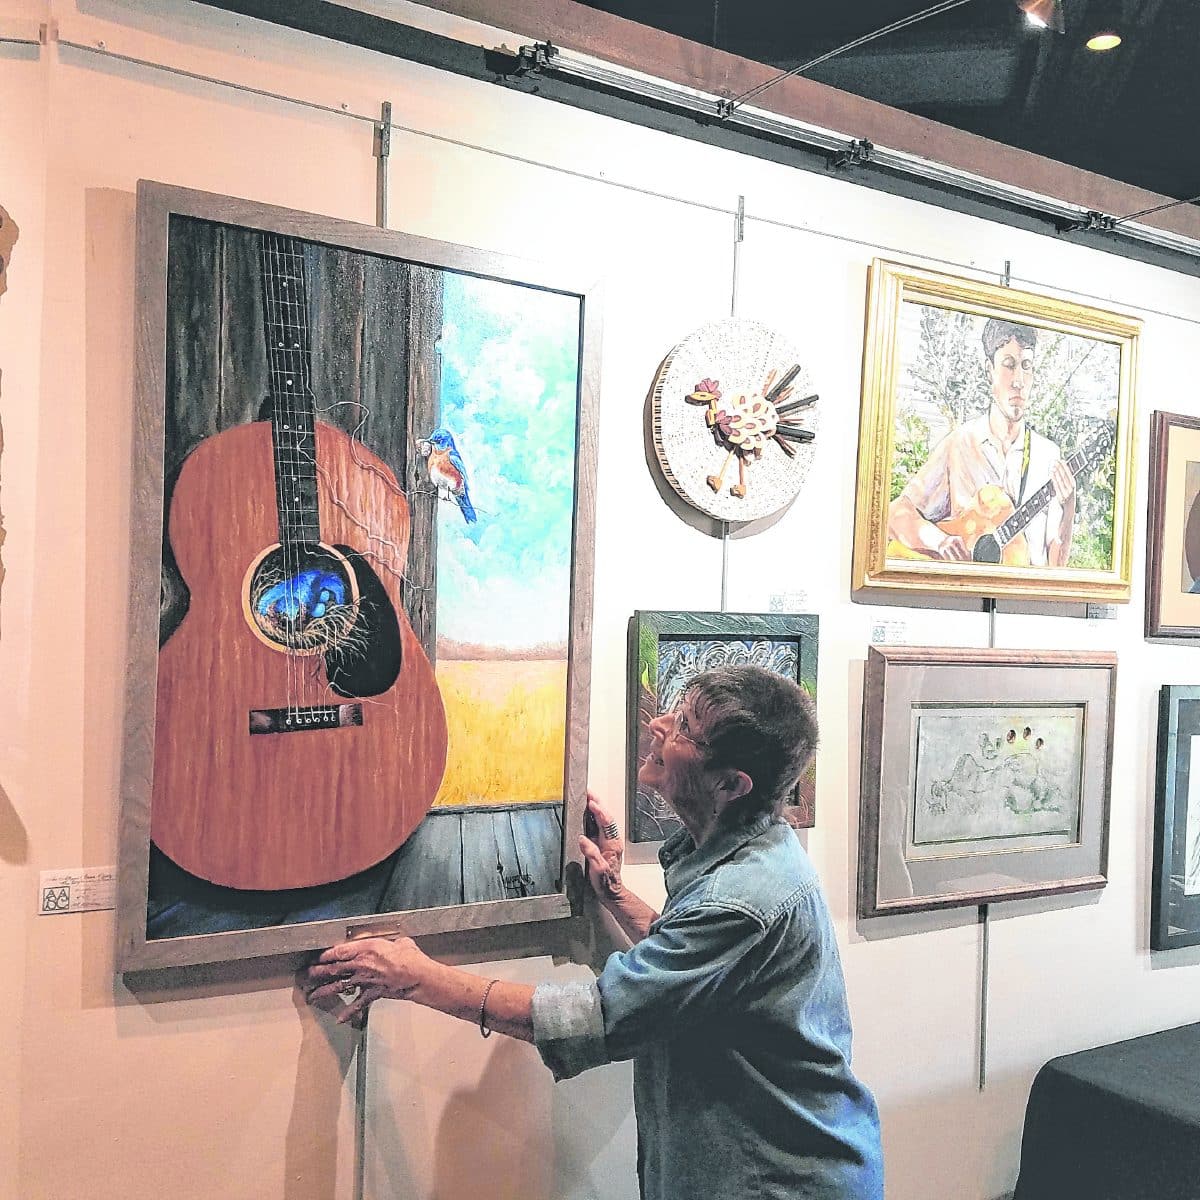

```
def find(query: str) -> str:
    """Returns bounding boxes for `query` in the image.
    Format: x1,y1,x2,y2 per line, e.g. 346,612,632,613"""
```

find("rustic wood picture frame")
626,610,818,842
117,181,600,970
859,646,1115,918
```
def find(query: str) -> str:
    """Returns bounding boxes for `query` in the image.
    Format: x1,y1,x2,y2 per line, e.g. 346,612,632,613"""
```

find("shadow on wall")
0,779,29,864
0,205,26,866
286,984,358,1200
0,202,17,641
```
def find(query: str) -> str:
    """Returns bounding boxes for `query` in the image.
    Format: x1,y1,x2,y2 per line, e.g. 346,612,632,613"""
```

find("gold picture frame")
852,260,1140,601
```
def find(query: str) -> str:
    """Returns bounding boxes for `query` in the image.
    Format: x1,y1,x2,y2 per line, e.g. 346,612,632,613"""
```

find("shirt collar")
978,414,1026,454
658,810,776,897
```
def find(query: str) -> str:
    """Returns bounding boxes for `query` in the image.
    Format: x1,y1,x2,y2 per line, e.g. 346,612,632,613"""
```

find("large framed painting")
116,182,599,969
859,646,1114,918
627,610,818,842
1151,685,1200,950
1146,411,1200,639
851,260,1140,601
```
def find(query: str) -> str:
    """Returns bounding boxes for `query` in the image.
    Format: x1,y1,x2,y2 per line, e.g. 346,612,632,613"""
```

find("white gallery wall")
4,1,1200,1198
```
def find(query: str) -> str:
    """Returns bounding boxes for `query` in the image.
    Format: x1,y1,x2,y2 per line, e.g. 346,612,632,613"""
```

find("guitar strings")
268,232,306,717
262,234,292,713
271,236,393,716
286,234,341,706
281,234,305,717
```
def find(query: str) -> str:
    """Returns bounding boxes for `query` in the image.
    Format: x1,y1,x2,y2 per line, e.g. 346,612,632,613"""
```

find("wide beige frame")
859,646,1115,919
1146,411,1200,639
852,259,1140,601
116,181,601,970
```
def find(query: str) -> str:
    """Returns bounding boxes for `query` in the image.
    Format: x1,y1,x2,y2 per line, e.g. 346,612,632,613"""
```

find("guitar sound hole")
973,534,1003,564
249,546,360,653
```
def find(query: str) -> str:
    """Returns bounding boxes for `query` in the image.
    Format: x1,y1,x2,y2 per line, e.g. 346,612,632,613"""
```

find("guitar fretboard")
260,233,320,548
995,428,1110,547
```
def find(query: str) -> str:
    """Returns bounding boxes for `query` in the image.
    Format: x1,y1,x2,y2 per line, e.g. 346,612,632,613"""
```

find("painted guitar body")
152,420,448,890
888,483,1031,565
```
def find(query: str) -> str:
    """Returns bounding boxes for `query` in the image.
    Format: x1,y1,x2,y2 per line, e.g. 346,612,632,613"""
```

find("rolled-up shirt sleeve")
531,979,609,1081
532,901,766,1081
899,433,953,523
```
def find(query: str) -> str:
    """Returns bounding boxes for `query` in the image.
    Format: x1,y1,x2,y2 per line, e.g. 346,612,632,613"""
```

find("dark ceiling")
575,0,1197,207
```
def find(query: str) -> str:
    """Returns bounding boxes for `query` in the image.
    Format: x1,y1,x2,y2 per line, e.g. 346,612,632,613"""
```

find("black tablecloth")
1014,1022,1200,1200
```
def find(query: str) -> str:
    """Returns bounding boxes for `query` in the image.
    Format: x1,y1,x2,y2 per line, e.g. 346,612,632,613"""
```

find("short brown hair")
685,665,818,819
981,318,1037,362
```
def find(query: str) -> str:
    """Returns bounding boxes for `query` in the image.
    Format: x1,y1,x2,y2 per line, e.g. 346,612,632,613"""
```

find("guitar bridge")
248,703,363,735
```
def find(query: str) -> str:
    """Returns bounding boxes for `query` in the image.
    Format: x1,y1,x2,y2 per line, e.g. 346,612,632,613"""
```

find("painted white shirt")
900,413,1064,566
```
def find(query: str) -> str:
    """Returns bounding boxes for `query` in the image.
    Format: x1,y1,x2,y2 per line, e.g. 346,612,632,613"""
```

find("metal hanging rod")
180,2,1200,274
525,41,1200,265
39,19,1200,304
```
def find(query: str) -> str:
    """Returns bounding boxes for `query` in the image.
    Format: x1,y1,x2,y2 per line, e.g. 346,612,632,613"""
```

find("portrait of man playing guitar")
887,319,1077,568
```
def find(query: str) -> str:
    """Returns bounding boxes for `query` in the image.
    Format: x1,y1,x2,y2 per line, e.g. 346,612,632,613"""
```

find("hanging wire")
51,38,1200,330
722,0,975,114
1115,192,1200,226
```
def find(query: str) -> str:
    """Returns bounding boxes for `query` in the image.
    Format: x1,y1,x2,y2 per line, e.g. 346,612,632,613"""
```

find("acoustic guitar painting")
151,232,448,891
887,423,1116,566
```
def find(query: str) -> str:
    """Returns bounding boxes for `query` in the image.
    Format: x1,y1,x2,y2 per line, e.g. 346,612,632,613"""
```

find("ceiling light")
1086,31,1122,50
1016,0,1065,33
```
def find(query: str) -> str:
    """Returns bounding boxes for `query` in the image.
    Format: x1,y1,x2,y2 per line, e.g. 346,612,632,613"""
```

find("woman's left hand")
302,936,433,1024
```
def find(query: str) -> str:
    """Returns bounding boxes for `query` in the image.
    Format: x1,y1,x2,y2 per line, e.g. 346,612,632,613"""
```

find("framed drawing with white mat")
859,646,1115,918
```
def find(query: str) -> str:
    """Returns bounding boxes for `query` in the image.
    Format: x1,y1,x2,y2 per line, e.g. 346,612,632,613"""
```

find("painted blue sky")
433,272,580,652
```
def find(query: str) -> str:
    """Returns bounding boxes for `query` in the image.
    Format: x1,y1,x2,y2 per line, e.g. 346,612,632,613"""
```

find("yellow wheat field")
433,659,568,807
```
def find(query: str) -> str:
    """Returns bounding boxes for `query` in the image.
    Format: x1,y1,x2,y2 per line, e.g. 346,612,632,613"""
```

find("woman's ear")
721,770,753,801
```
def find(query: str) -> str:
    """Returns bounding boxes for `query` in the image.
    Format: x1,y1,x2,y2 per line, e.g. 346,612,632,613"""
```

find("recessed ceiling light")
1087,31,1122,50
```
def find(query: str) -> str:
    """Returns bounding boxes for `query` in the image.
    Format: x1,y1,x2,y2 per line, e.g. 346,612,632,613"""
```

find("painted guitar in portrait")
151,233,447,891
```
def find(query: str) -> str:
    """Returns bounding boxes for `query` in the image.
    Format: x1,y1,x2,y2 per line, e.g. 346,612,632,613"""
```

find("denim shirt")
531,813,883,1200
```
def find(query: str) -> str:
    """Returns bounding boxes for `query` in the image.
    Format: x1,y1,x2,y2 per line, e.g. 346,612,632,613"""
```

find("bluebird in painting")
419,427,477,524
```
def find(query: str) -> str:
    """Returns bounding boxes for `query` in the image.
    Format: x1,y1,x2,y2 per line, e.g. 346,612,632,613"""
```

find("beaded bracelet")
479,978,499,1038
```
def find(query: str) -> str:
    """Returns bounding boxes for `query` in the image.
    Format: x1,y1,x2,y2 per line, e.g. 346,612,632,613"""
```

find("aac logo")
41,885,70,913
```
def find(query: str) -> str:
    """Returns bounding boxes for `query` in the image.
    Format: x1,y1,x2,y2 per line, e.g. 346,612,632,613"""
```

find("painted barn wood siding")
378,805,466,912
144,807,562,934
510,805,564,895
217,227,269,430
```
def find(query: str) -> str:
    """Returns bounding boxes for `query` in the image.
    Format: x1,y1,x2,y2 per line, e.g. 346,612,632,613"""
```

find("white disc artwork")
651,318,818,522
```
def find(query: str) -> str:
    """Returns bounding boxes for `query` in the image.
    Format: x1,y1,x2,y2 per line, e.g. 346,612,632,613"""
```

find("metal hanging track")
190,1,1200,278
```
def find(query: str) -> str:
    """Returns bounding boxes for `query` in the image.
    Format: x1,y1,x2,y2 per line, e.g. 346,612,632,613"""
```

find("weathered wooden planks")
145,806,563,936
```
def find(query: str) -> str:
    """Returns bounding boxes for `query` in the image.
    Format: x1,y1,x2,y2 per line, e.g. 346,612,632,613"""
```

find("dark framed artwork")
1146,411,1200,639
1151,685,1200,950
626,610,818,843
852,259,1140,602
117,181,600,969
859,646,1115,918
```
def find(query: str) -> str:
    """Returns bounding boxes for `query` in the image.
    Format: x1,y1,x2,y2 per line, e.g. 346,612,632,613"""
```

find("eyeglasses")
665,704,710,751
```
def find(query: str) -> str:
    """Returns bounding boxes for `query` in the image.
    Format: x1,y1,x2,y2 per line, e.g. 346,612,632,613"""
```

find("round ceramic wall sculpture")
651,317,818,522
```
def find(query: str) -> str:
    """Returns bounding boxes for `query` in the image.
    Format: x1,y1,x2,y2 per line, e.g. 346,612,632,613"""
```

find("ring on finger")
602,821,620,840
